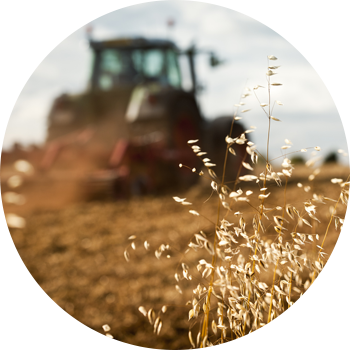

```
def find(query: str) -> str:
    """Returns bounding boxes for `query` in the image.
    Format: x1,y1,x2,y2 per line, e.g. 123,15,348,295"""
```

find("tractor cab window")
97,49,138,90
139,48,181,88
166,49,181,88
142,49,165,79
94,47,182,90
178,54,194,92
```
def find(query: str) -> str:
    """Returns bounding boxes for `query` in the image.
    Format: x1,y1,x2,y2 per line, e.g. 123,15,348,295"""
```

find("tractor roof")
89,37,178,51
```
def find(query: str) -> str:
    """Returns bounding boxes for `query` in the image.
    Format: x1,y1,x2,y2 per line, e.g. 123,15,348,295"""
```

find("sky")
2,0,348,164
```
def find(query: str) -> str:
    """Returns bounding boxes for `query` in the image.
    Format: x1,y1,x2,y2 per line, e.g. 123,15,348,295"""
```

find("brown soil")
2,163,349,349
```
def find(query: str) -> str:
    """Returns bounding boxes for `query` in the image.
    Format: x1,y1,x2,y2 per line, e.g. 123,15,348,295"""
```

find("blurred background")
0,0,350,162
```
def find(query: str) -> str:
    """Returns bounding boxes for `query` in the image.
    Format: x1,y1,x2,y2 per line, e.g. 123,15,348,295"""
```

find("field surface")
2,164,349,349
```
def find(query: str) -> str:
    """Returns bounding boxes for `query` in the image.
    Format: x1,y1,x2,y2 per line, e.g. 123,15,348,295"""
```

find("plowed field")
0,168,349,350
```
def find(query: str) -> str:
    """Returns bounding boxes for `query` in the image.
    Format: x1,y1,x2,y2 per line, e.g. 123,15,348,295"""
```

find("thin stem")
201,86,246,346
243,58,273,335
267,177,288,323
286,272,293,350
285,216,304,309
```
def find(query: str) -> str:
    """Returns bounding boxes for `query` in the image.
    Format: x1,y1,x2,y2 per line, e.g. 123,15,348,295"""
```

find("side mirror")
209,52,224,67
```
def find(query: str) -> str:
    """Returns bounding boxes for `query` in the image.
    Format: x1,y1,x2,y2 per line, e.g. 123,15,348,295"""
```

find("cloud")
3,0,345,155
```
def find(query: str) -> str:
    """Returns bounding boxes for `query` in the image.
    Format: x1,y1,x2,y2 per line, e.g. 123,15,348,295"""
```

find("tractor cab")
89,38,183,91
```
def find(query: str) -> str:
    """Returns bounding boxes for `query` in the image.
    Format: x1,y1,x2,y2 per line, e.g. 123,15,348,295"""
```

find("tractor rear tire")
170,99,203,189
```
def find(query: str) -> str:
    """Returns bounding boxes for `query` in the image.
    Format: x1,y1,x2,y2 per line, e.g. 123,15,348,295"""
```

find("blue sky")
3,0,348,164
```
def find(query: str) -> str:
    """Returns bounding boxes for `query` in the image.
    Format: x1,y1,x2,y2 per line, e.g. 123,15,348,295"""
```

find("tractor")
43,37,247,198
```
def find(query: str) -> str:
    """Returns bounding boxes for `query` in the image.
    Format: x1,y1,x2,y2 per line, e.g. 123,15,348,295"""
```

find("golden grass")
127,56,349,347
